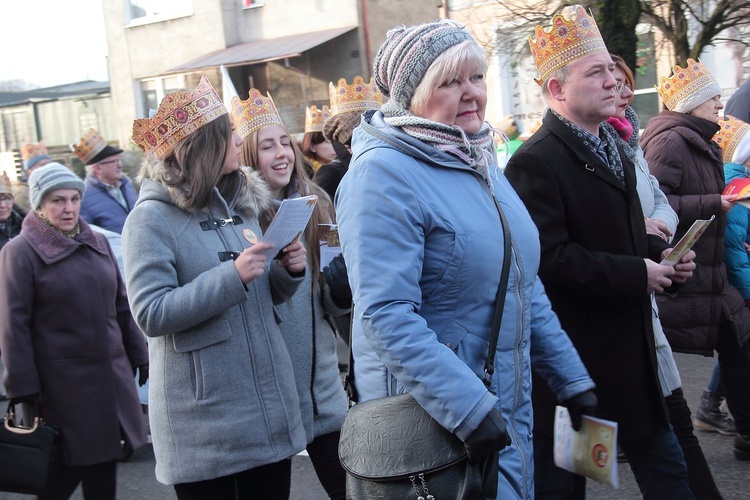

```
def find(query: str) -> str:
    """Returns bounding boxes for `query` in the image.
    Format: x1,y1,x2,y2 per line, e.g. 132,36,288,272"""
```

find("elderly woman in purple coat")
0,163,148,499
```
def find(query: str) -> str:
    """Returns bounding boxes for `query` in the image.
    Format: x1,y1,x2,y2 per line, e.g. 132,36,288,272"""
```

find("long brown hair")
242,125,335,282
162,115,233,210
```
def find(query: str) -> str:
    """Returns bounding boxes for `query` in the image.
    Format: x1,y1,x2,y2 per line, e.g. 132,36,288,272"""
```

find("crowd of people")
2,4,750,499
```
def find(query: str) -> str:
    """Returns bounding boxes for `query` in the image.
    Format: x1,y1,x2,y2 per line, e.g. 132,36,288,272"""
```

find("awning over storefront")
167,26,357,73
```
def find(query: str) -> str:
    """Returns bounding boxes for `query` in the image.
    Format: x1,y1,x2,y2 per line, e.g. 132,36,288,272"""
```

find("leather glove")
463,407,511,463
138,364,149,387
10,393,39,406
561,389,598,431
323,254,352,308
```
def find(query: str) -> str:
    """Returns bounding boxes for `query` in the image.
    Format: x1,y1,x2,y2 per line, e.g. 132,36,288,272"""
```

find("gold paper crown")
230,89,284,139
656,58,721,113
305,105,331,133
21,141,48,161
329,76,383,116
713,116,750,164
528,5,607,85
72,129,108,164
1,171,11,195
132,76,227,159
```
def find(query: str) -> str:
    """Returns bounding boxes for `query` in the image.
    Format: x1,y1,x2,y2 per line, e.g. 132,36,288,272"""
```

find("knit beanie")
23,154,52,174
322,111,361,146
28,163,85,210
373,19,474,109
657,58,721,114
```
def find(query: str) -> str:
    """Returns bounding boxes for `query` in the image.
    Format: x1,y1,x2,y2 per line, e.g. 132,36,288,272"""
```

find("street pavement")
1,352,748,499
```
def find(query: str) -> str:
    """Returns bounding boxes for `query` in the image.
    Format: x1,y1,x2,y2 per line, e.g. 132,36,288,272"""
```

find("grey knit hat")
28,162,85,210
373,19,474,109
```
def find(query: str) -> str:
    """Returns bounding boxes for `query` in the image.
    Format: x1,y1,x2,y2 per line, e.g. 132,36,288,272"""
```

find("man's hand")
644,259,675,293
668,249,696,284
561,390,598,431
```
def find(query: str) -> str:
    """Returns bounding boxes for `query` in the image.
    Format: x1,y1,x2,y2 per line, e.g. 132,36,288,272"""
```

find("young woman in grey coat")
123,77,308,499
234,91,350,499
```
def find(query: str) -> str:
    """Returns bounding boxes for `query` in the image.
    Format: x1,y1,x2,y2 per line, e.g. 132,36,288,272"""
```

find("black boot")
734,434,750,460
693,390,736,436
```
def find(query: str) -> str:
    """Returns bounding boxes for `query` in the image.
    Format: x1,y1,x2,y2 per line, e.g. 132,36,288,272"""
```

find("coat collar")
541,111,638,196
20,212,109,264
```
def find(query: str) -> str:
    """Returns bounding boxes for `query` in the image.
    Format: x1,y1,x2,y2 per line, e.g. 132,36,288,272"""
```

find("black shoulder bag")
338,196,512,500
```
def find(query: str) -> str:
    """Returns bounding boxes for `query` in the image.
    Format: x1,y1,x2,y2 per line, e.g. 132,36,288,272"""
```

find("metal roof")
167,26,357,73
0,80,110,107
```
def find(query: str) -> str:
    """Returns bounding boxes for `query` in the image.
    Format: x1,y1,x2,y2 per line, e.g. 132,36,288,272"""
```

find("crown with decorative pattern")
657,59,721,113
230,89,284,139
72,128,109,164
329,76,383,117
0,170,11,195
713,116,750,164
132,76,227,159
305,105,331,133
21,141,48,161
528,5,607,85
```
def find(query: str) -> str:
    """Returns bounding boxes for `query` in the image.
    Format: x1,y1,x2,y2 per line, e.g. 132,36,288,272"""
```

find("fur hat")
373,19,474,109
322,111,361,146
28,163,85,210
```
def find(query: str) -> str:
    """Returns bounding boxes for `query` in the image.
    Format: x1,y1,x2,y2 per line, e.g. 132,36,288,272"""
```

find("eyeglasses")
0,195,14,204
98,158,122,166
614,81,632,94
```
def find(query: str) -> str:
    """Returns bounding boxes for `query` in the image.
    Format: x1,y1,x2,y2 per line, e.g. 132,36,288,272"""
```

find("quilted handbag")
339,196,511,499
0,401,61,494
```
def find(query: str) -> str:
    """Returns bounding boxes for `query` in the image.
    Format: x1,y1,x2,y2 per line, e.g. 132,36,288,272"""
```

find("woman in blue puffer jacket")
335,20,595,499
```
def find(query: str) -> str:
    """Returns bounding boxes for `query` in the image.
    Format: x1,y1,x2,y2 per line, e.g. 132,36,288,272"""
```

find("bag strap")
343,192,512,403
484,196,511,389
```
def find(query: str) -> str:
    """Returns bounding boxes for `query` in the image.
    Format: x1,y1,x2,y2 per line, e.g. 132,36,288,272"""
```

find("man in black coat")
504,5,696,499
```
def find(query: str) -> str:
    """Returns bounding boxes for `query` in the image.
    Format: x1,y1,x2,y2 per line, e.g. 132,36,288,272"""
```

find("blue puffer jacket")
81,175,139,233
336,111,594,499
724,162,750,300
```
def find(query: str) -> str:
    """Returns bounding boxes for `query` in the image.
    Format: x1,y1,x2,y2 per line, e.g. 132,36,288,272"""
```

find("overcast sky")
0,0,109,88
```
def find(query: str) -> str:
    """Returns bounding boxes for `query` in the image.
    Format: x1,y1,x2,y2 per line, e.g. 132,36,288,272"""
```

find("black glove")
323,254,352,308
138,364,149,387
464,407,511,463
10,393,39,406
561,390,598,431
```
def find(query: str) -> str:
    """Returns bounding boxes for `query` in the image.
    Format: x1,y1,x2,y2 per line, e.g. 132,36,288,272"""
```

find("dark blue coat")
81,175,138,233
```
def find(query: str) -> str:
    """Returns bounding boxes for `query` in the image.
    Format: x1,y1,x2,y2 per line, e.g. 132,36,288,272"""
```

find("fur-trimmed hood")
136,153,272,217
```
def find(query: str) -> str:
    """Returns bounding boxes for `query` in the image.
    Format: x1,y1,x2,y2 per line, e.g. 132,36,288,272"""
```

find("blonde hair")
410,40,488,113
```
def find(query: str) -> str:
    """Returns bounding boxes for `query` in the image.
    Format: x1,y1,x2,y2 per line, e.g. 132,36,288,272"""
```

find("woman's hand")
234,242,273,284
721,194,738,213
278,241,307,274
644,217,672,241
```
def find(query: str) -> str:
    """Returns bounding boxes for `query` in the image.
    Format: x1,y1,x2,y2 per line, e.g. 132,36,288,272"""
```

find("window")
139,76,187,118
128,0,193,25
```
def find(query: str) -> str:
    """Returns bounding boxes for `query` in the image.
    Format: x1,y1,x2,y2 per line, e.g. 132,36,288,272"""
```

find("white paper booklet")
259,195,318,259
319,224,341,269
553,405,619,489
660,215,715,267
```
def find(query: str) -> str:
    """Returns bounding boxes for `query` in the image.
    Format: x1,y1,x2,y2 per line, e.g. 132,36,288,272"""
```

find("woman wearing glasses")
73,128,138,234
604,54,723,499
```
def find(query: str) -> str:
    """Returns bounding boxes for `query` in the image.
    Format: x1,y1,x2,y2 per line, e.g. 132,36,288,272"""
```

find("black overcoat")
505,112,669,440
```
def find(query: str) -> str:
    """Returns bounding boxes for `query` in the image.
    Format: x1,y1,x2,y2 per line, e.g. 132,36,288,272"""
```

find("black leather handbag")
0,401,61,495
339,197,512,500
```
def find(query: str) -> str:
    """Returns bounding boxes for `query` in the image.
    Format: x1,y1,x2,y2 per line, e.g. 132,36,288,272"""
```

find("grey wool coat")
122,159,307,485
0,214,148,466
273,189,348,443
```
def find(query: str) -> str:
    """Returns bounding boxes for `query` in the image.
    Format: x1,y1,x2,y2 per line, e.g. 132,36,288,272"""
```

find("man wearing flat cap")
504,5,695,499
73,128,137,233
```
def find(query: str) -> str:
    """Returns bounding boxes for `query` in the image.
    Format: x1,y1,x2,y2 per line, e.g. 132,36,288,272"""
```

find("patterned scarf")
381,99,497,182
